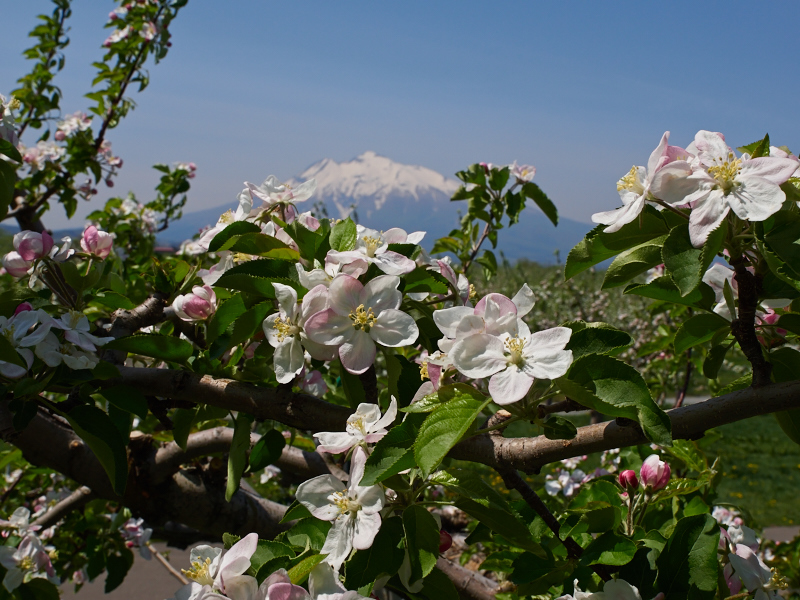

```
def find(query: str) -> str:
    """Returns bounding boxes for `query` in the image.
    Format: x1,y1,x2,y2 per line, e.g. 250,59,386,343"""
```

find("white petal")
372,397,398,431
296,475,345,520
339,331,376,374
315,432,357,454
433,306,474,338
511,283,536,317
688,191,730,248
727,177,785,222
352,511,381,550
405,231,426,245
300,285,330,322
739,156,799,185
362,275,402,312
591,195,645,233
370,310,419,347
328,275,363,316
320,518,354,571
450,334,507,378
274,338,304,384
373,251,416,275
488,366,533,405
272,283,299,318
305,309,354,346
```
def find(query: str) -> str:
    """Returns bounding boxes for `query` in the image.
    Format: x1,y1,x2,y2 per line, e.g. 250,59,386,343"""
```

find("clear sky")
4,1,800,230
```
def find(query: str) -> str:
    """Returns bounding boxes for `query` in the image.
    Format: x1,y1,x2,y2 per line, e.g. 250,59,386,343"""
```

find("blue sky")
4,1,800,230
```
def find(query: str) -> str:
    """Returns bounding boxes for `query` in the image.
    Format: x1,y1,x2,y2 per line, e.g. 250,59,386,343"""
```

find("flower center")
362,235,382,258
505,336,525,367
330,489,360,516
767,568,789,591
420,361,429,380
273,316,299,342
347,415,368,435
182,557,214,586
2,326,16,345
707,153,742,192
468,284,477,301
616,166,640,192
349,305,377,331
218,210,235,225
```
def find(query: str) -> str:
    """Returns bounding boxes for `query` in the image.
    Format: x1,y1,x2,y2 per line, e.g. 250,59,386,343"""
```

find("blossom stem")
84,258,93,277
147,543,189,585
654,200,690,220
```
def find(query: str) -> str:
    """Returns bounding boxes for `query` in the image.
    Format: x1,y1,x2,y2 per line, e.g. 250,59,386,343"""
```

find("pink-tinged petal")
261,569,291,590
727,177,785,222
728,545,770,593
362,275,402,312
591,195,645,233
428,362,442,389
688,191,730,248
339,331,376,374
370,309,418,347
274,338,304,384
433,306,474,338
364,432,387,444
650,161,697,204
373,251,416,275
382,228,409,244
352,511,381,551
693,130,728,157
437,260,458,289
272,282,298,318
328,274,363,316
308,563,347,599
740,156,799,185
296,475,344,520
475,293,516,321
300,285,330,321
222,575,258,600
350,446,368,486
305,309,354,346
267,582,311,600
646,132,670,174
406,231,425,245
411,381,436,404
511,283,536,317
315,431,357,454
450,334,507,378
301,336,338,361
488,366,533,405
454,314,485,338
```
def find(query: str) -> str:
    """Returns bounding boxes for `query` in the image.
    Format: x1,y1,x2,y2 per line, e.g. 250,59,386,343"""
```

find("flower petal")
488,366,533,405
352,511,381,551
727,176,785,222
296,475,345,520
372,396,398,431
688,191,730,248
305,309,354,346
339,331,376,374
433,306,474,338
373,251,416,275
315,432,357,454
511,284,536,317
450,334,507,378
320,519,354,571
362,275,402,313
274,338,304,384
272,282,298,318
328,275,363,316
740,156,799,185
370,310,419,347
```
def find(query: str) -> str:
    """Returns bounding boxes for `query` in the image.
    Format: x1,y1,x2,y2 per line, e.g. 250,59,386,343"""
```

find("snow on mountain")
162,152,592,263
288,151,460,220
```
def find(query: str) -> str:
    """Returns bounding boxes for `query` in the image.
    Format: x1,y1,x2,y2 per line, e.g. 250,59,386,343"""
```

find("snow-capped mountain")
163,152,592,263
288,151,460,220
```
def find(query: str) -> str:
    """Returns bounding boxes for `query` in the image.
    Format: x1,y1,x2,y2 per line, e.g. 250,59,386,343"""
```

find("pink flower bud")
13,303,33,316
172,285,217,322
439,530,452,553
640,454,671,491
618,470,639,489
2,252,33,278
80,225,113,259
13,231,54,261
105,178,114,188
54,130,66,141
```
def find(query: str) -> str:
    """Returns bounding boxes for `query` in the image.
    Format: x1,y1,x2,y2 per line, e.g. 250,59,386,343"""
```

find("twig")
536,398,584,419
497,467,611,582
148,544,189,586
31,486,95,529
463,221,493,272
0,471,24,506
674,348,692,408
730,258,772,386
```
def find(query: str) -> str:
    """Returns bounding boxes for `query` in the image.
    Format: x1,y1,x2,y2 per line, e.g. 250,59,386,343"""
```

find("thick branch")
435,558,498,600
730,260,771,386
104,293,169,362
109,367,351,432
450,380,800,473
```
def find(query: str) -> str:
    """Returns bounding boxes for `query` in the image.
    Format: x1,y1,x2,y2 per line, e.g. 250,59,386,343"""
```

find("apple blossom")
305,274,419,374
263,283,336,383
639,454,670,491
173,285,218,322
308,562,369,600
728,544,786,600
260,568,311,600
80,225,113,259
299,369,328,396
675,131,799,247
296,259,368,290
55,112,92,139
0,310,52,378
545,467,586,498
140,21,158,41
35,332,100,370
103,25,131,47
13,231,54,262
2,252,32,278
325,226,422,276
13,303,32,316
120,517,152,559
0,95,19,146
246,175,317,218
592,131,694,233
40,310,113,352
618,470,639,490
296,447,384,570
21,141,64,172
0,535,57,591
180,533,258,599
509,161,536,183
315,397,397,453
556,579,643,600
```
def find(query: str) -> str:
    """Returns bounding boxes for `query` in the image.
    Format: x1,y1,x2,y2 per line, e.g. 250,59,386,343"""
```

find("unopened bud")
640,454,671,491
618,470,639,489
439,530,452,553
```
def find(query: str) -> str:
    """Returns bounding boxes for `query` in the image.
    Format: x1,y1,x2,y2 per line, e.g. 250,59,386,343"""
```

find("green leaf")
224,232,299,260
104,334,193,363
283,517,331,551
775,313,800,336
15,578,61,600
0,333,27,369
104,551,133,593
280,499,312,524
207,294,247,344
247,540,295,578
400,391,443,413
509,551,556,585
662,224,705,297
414,392,490,477
522,182,558,226
738,133,769,158
0,161,16,217
229,302,272,348
702,344,730,379
249,429,286,472
344,517,405,589
96,385,149,420
601,235,667,289
0,138,22,163
361,413,425,485
558,354,672,446
673,313,730,354
330,218,357,252
208,221,262,252
420,567,459,600
287,553,326,585
565,206,672,279
542,415,577,440
92,291,136,310
579,531,637,566
340,367,366,409
655,514,719,600
226,413,253,502
564,321,633,359
403,505,440,582
386,352,423,408
624,276,716,310
402,268,450,296
171,407,197,450
65,405,129,495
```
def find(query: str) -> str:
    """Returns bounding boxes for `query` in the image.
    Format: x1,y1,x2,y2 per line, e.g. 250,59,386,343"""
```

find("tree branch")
730,259,771,386
31,486,95,529
435,557,499,600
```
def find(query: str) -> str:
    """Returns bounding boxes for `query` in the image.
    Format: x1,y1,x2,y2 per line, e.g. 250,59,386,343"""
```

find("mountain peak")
289,152,460,216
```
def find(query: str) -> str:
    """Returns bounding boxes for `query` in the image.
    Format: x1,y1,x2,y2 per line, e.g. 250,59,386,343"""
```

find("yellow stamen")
616,166,638,192
468,284,477,301
349,305,377,331
272,316,298,342
505,336,525,367
420,361,429,381
330,489,360,515
218,209,235,225
18,557,34,571
362,235,382,257
8,98,21,111
707,152,742,191
182,557,214,586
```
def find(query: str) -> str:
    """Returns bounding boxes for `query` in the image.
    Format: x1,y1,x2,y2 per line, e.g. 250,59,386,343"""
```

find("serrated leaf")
403,505,440,582
414,393,490,477
564,321,633,359
247,540,295,578
655,514,719,600
330,218,357,252
579,531,637,566
283,518,331,551
601,235,667,289
344,517,405,589
673,313,730,354
280,499,312,524
0,139,22,163
104,334,193,363
206,294,247,343
287,553,326,585
702,343,730,379
95,385,148,420
208,221,262,252
361,413,424,485
624,276,716,310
